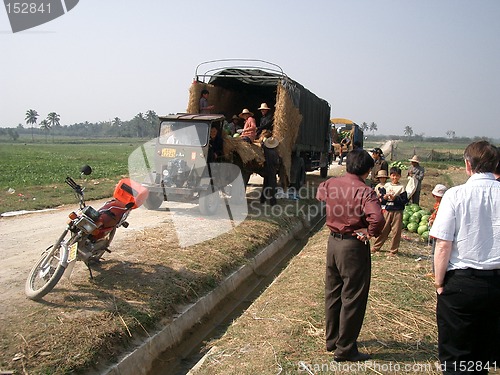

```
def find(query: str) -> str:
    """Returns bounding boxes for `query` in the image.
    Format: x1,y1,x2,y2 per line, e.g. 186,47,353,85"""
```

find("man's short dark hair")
389,166,402,176
201,89,209,96
346,149,374,176
464,141,498,173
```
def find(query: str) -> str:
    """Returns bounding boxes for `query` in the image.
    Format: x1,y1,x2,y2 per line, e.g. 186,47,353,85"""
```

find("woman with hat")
239,108,257,143
370,148,388,188
407,155,425,205
256,103,274,137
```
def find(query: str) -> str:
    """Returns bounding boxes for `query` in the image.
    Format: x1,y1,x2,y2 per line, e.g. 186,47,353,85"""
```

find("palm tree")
112,117,122,127
361,122,369,132
369,122,378,134
39,120,51,142
46,112,60,141
47,112,60,128
25,109,39,142
404,126,414,138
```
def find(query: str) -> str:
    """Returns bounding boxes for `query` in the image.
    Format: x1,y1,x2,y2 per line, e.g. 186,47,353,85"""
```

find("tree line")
0,109,161,141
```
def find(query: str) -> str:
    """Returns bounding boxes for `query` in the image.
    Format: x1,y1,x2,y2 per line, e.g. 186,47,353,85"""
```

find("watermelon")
421,215,430,223
410,212,422,223
407,222,418,233
421,231,430,241
409,204,421,212
417,225,428,235
403,212,411,221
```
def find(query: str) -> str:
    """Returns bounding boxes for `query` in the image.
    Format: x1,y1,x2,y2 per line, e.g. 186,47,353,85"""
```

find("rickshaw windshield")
159,122,210,146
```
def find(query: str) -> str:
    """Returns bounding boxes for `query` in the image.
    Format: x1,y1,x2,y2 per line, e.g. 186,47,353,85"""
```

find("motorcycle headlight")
75,215,98,234
82,206,100,222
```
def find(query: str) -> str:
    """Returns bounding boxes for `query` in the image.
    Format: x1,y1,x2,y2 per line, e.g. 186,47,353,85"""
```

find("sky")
1,0,499,138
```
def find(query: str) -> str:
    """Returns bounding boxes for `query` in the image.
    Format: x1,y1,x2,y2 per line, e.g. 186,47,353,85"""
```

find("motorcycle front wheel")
25,229,73,301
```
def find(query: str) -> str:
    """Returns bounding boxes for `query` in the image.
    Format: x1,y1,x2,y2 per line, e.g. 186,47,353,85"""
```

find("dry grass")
192,225,441,375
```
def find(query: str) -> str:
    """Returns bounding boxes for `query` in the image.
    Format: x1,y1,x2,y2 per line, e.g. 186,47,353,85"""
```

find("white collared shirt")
429,173,500,270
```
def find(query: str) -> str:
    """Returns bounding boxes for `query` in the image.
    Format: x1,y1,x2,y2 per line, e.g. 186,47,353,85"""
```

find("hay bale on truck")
189,59,332,185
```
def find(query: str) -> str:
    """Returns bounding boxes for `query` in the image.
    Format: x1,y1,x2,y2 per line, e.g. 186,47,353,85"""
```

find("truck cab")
142,114,245,214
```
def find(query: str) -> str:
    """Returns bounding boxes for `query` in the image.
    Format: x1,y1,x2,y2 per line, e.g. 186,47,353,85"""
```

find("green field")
0,139,474,214
0,141,145,214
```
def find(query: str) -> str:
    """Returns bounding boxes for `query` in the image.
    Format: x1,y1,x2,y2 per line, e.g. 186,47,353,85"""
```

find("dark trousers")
437,271,500,374
260,169,278,204
325,235,371,357
411,181,422,205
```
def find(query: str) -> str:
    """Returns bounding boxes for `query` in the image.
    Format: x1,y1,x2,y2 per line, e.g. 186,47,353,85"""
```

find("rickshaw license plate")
161,148,176,158
68,243,78,262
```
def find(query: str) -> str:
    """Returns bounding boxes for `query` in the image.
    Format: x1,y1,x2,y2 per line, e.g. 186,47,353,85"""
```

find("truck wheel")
143,192,163,210
320,166,328,178
199,189,220,215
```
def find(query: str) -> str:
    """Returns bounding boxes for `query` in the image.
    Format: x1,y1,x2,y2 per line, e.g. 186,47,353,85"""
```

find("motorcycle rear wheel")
25,230,73,301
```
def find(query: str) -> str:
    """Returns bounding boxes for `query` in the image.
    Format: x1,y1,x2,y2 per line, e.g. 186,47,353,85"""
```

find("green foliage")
338,130,350,140
0,142,143,213
390,160,409,170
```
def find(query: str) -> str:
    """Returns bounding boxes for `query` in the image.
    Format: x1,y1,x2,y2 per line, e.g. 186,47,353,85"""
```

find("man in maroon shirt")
316,149,385,362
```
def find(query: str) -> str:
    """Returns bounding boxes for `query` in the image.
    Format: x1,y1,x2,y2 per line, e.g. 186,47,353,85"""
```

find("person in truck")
199,89,215,114
256,102,274,137
239,108,257,143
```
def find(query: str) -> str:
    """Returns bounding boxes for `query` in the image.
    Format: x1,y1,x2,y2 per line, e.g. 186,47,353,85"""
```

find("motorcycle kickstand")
85,262,94,280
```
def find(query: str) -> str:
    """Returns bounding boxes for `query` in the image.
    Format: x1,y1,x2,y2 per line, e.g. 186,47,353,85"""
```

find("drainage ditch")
103,207,325,375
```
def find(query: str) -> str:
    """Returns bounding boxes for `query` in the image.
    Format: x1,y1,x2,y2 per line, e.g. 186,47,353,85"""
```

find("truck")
330,118,364,159
141,59,332,213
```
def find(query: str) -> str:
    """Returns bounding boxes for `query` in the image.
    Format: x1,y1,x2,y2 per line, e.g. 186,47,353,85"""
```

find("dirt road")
0,175,267,312
0,199,176,309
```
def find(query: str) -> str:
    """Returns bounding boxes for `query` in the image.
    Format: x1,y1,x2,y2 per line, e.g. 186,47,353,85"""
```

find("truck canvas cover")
186,66,330,185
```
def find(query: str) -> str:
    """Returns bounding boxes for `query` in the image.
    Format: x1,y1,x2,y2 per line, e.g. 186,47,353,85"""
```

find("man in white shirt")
430,141,500,373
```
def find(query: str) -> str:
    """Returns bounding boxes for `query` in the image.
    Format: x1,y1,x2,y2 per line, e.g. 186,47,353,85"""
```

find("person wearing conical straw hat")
260,136,281,206
408,155,424,199
256,103,274,137
239,108,257,143
373,169,388,200
407,155,425,205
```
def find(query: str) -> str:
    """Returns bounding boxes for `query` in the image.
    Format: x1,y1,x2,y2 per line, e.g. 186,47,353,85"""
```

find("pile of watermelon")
402,203,431,241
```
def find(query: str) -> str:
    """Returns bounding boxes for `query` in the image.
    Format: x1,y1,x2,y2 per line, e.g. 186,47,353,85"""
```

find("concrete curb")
104,205,324,375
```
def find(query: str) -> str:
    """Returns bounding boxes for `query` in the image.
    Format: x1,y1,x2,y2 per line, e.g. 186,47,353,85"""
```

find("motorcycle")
25,165,148,301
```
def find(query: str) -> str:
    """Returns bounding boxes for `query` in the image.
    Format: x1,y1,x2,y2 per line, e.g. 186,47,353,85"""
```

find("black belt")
448,268,500,277
330,232,357,240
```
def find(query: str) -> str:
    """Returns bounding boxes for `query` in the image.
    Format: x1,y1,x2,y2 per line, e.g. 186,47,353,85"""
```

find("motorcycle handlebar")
65,177,83,195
